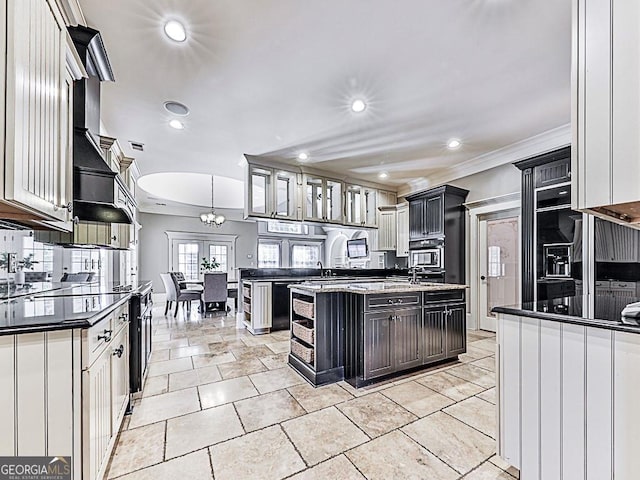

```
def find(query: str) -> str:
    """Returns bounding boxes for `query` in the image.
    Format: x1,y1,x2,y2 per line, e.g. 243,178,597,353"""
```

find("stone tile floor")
106,307,520,480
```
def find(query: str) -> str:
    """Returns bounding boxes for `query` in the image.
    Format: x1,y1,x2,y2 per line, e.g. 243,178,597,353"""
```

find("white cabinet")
497,312,640,479
572,0,640,227
396,203,409,257
1,0,83,229
242,281,272,335
82,303,129,480
378,190,397,208
83,342,112,480
246,165,300,220
376,207,397,251
302,174,343,223
345,184,377,227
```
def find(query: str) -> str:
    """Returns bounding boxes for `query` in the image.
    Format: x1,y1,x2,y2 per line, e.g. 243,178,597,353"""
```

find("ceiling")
79,0,571,206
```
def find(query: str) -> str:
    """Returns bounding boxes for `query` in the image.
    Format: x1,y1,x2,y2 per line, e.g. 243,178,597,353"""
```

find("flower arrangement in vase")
201,257,220,273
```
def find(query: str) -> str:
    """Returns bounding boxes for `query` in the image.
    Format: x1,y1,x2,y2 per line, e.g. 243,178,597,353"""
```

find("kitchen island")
288,281,467,387
493,295,640,480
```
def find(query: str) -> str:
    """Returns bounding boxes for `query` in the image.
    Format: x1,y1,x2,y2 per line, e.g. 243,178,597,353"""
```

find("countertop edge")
492,306,640,334
289,284,468,294
0,293,132,337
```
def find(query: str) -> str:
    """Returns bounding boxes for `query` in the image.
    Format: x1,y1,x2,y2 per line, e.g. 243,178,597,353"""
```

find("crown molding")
398,123,571,197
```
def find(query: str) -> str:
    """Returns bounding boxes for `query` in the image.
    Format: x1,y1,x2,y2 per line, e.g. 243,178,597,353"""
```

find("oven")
130,283,153,396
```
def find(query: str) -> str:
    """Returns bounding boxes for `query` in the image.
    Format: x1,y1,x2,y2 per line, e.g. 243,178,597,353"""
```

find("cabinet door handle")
113,344,124,358
98,329,113,342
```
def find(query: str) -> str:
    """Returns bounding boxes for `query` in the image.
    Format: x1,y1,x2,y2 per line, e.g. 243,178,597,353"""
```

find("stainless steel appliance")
544,243,572,278
130,282,153,395
410,248,443,270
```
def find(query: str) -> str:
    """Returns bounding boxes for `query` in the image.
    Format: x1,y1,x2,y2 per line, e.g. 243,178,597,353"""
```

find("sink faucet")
317,261,324,277
409,267,419,285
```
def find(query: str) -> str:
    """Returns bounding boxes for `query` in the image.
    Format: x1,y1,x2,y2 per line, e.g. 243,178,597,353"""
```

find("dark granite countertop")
0,282,78,300
0,292,131,335
0,280,153,336
492,295,640,334
29,280,153,298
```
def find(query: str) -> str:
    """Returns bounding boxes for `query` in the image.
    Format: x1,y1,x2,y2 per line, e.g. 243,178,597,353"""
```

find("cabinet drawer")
366,293,421,310
83,314,114,369
424,290,465,304
112,303,129,332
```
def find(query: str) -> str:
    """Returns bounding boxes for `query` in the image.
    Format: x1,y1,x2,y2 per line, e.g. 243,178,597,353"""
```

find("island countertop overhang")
289,281,468,295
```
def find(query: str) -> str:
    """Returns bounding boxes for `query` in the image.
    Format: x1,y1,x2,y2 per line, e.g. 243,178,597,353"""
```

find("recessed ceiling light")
378,172,388,179
351,99,366,113
164,20,187,42
164,101,190,116
298,152,309,161
447,138,461,149
169,119,184,130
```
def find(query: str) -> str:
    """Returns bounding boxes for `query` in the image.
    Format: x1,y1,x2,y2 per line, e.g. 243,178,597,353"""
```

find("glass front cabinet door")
345,184,377,227
303,175,343,223
247,165,299,220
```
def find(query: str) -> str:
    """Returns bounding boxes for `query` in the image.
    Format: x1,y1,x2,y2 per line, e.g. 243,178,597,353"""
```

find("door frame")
466,193,521,331
165,231,238,280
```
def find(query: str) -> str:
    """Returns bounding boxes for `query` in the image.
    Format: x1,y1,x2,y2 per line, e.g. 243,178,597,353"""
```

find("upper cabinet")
396,203,409,257
0,0,85,230
244,158,397,229
345,184,377,227
408,192,444,241
246,165,300,220
302,174,343,223
572,0,640,228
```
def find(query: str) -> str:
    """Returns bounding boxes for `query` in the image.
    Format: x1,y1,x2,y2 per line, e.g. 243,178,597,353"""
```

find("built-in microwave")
410,248,443,269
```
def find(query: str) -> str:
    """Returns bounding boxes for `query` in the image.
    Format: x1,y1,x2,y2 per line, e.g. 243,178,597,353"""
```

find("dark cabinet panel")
395,308,422,370
534,158,571,188
445,304,467,356
425,195,444,237
364,312,394,379
409,199,426,240
423,307,445,363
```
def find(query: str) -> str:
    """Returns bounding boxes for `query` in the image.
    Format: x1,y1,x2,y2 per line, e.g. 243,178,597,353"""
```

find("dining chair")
171,271,204,291
203,272,228,312
169,272,204,316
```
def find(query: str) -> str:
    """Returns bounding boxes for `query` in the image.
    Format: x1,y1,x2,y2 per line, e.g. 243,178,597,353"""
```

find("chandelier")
200,175,226,227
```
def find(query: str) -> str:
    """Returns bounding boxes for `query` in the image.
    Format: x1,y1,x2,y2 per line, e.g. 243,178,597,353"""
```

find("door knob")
480,275,486,280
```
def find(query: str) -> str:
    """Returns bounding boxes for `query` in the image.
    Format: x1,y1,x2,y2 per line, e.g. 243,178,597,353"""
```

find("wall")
449,163,521,203
138,212,258,293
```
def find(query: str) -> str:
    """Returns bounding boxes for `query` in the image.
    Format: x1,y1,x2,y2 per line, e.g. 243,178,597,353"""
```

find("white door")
171,239,236,281
479,214,520,331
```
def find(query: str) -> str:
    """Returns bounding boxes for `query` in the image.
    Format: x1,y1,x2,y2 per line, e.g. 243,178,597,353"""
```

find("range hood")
68,26,135,224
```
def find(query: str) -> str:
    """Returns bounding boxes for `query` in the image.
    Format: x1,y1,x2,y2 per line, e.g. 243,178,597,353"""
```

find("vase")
14,270,25,286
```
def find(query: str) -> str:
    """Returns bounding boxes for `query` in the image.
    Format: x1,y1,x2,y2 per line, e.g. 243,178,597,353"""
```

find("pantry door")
478,214,520,332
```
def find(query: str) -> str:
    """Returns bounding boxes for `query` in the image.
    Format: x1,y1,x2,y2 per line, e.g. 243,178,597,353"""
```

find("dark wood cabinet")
363,312,395,379
394,308,422,370
445,304,466,356
345,290,466,387
409,199,426,240
423,306,446,363
406,185,469,284
425,195,444,237
515,147,573,303
408,193,445,241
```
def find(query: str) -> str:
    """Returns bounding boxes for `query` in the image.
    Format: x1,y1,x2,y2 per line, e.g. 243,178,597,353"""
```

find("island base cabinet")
422,307,445,363
345,291,466,388
364,312,394,379
445,304,467,356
